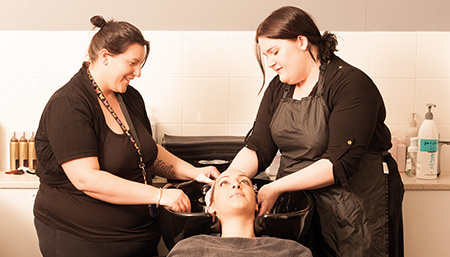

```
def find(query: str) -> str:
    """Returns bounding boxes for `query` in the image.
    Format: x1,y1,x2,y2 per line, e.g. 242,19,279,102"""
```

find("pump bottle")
416,104,439,180
9,132,19,170
405,113,419,148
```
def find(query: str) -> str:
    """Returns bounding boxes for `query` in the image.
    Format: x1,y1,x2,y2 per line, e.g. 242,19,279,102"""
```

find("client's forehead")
216,169,249,182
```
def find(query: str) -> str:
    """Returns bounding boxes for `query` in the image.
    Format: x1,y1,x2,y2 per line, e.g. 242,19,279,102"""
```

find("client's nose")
232,184,241,189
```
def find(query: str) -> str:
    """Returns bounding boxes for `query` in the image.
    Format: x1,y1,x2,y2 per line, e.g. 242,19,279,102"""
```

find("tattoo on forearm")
150,159,176,179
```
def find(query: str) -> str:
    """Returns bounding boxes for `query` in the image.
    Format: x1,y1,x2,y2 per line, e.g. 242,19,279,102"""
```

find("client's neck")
220,216,255,238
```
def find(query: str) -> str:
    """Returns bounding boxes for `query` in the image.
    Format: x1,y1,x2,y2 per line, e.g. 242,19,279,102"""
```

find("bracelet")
156,188,162,208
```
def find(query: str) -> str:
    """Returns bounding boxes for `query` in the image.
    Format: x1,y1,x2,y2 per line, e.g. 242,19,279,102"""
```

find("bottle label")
419,139,438,152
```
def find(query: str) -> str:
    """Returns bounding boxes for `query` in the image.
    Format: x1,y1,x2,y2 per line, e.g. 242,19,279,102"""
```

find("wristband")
156,188,162,208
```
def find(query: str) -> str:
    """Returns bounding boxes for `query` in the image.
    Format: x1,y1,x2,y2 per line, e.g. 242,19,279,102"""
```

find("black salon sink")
158,179,313,250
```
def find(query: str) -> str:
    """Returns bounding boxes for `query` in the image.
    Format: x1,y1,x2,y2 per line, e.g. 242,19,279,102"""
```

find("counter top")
0,172,168,189
0,172,40,189
1,170,449,191
400,171,450,190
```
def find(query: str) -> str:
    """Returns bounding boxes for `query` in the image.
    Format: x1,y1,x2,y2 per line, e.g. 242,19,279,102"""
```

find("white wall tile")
183,78,229,123
42,77,73,102
2,30,450,171
334,31,371,74
230,31,260,77
415,79,450,124
229,124,252,137
183,31,230,77
141,31,184,78
375,79,416,125
229,78,262,124
370,32,417,78
183,124,229,136
0,78,45,124
417,32,450,78
0,31,44,77
156,124,183,144
133,78,183,124
43,31,91,78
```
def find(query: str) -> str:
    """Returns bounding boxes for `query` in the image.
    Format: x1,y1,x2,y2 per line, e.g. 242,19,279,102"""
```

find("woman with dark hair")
228,6,404,257
33,15,219,257
167,169,312,257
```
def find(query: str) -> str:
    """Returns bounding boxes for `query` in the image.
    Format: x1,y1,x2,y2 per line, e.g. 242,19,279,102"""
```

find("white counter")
1,171,449,190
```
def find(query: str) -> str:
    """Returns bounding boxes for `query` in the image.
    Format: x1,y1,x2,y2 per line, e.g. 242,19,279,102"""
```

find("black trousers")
34,218,159,257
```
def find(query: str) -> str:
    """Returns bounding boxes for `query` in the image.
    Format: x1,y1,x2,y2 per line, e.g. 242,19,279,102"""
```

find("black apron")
269,63,404,256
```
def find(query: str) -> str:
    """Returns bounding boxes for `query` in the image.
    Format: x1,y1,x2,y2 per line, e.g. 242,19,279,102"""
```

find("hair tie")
99,20,106,29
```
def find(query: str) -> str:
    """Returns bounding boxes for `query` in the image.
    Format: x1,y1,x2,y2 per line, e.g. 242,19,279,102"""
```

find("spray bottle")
9,132,19,170
28,132,38,170
18,132,28,168
416,104,439,180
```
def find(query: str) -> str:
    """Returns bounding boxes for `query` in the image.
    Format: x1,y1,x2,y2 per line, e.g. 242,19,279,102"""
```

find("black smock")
246,56,404,256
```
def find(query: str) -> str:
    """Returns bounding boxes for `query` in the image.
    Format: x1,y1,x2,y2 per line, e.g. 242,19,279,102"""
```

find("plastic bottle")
28,132,38,170
406,137,418,176
405,112,419,148
397,143,406,173
416,104,439,180
18,132,28,168
9,132,19,170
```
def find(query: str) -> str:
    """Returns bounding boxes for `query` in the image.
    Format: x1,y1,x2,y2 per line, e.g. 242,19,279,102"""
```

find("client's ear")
208,203,216,215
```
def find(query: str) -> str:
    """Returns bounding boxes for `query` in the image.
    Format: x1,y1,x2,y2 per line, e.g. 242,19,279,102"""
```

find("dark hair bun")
90,15,107,28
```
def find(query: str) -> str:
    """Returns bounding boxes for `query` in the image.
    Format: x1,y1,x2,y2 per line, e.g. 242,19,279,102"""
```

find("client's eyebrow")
216,174,250,184
216,175,230,184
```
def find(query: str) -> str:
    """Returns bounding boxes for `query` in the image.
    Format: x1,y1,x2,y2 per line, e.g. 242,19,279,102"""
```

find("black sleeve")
245,78,284,173
42,93,99,165
322,67,385,187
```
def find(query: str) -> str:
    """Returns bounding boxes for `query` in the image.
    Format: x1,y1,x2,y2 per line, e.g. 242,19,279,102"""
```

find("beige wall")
1,0,450,31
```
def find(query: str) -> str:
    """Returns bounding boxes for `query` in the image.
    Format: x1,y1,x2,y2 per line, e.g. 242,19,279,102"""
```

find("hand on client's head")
206,169,258,218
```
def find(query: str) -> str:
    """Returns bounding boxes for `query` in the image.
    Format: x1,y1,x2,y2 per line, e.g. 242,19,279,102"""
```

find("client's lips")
230,192,244,198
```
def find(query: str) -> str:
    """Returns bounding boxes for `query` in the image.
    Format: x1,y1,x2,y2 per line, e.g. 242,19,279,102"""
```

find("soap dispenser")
405,112,419,148
416,104,439,180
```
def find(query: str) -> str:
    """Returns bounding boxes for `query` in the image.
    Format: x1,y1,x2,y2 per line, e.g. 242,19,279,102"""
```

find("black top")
34,66,159,242
246,55,391,187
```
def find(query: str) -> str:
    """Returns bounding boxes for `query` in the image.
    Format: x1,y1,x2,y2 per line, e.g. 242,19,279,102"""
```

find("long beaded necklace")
86,67,157,217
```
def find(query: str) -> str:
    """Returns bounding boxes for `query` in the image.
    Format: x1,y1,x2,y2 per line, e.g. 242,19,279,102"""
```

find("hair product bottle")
416,104,439,180
18,132,28,168
10,132,19,170
406,137,418,176
405,112,419,148
28,132,38,170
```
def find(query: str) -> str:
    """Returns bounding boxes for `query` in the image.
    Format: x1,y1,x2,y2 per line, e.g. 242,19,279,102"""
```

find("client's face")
209,169,258,217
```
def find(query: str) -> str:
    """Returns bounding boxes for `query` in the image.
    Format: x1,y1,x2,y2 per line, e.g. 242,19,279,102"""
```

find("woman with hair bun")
33,15,219,257
228,6,404,257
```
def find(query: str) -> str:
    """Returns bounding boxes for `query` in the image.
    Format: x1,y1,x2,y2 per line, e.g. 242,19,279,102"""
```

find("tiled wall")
0,31,449,171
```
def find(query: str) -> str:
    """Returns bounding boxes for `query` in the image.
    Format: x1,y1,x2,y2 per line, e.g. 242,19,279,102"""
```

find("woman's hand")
257,182,282,216
193,166,220,185
159,188,192,213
